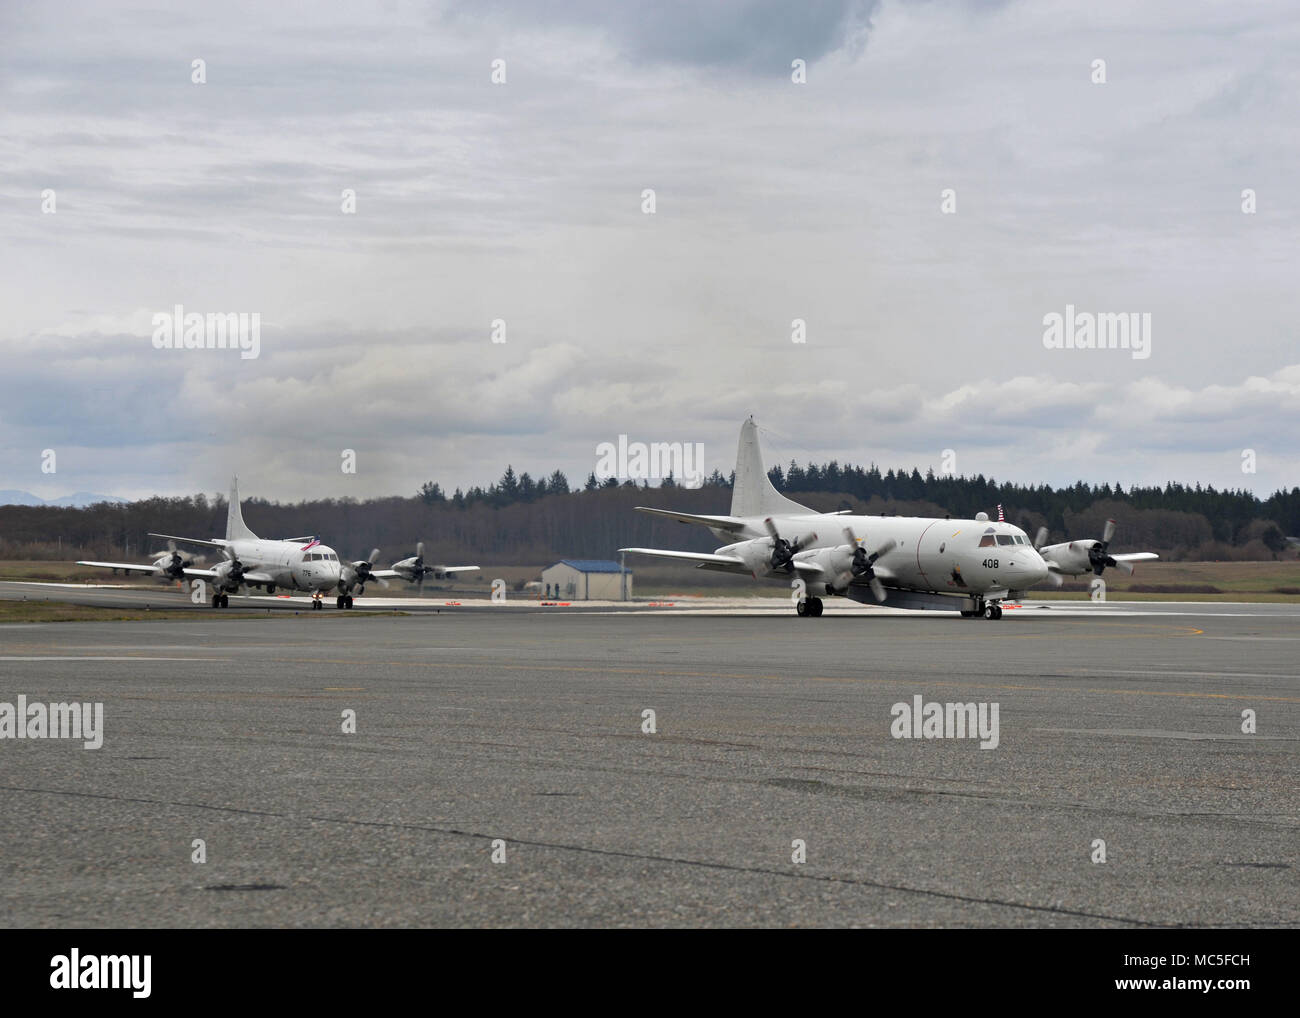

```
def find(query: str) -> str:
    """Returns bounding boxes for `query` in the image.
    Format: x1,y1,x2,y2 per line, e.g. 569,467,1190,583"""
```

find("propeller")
152,540,192,582
843,527,895,603
161,548,192,581
1032,527,1064,586
414,541,428,592
764,518,814,573
221,547,247,587
1087,519,1133,575
350,548,390,595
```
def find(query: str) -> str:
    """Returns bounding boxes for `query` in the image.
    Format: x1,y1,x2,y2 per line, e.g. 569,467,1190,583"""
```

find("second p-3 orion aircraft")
78,478,477,609
620,418,1157,619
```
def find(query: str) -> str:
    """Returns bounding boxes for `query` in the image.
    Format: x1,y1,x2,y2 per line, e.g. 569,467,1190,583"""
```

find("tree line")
2,460,1296,565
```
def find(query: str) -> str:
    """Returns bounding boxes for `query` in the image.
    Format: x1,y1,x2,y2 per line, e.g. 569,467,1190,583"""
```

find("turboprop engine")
211,555,248,594
804,528,896,601
1036,519,1140,579
340,548,389,595
718,518,819,577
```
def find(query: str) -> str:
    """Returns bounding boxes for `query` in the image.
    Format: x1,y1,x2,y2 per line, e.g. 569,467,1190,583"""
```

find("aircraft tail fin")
226,476,258,541
729,417,814,518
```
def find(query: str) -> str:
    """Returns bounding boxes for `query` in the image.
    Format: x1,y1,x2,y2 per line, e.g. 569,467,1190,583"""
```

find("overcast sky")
2,0,1298,503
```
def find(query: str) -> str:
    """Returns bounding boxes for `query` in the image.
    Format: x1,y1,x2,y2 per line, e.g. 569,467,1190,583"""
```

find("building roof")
553,559,629,573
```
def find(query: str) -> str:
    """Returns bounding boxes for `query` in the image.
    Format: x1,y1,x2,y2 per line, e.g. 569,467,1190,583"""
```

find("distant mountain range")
0,490,131,508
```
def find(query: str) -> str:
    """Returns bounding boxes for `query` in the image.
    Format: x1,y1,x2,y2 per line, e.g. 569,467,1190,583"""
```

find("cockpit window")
978,535,996,547
996,535,1015,546
1013,535,1027,545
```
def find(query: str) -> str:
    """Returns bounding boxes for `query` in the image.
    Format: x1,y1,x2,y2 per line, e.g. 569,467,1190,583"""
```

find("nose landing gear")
961,598,1003,620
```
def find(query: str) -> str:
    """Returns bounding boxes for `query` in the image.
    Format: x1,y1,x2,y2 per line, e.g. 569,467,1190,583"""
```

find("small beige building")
541,559,632,601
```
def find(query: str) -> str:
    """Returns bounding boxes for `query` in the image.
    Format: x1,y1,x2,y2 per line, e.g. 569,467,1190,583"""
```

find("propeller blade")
870,538,896,560
1034,526,1048,550
763,518,780,540
1114,559,1135,575
1045,570,1064,587
1101,519,1116,546
368,548,381,565
376,576,390,589
869,576,886,602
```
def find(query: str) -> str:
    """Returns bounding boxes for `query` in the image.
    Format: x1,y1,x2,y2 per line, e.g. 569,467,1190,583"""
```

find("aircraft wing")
148,532,230,549
436,565,480,574
366,569,400,580
76,560,222,581
77,560,164,576
633,508,748,531
619,547,751,574
1111,552,1159,563
620,547,825,578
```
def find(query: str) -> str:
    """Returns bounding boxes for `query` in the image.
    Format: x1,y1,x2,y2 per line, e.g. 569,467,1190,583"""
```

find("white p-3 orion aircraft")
77,478,478,609
620,419,1157,618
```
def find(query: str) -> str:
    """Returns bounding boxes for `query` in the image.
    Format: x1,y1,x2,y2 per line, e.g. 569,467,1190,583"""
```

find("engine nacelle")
391,557,419,582
1039,541,1095,576
211,560,245,593
717,538,780,576
801,544,855,591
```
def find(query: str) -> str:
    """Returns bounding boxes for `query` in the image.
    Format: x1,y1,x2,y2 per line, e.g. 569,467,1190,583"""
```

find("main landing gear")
211,593,230,609
795,597,824,617
336,594,354,609
961,598,1003,620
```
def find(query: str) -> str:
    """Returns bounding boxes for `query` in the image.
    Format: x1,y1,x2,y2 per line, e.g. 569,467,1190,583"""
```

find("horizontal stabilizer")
148,532,229,549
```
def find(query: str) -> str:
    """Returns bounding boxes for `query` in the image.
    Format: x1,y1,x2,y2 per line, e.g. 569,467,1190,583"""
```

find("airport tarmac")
0,586,1297,927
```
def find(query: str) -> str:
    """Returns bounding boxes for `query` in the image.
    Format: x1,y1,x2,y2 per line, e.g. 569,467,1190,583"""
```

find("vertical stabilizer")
729,418,813,518
226,477,258,541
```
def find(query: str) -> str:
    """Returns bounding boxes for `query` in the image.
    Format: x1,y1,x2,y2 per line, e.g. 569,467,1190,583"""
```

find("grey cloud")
442,0,878,71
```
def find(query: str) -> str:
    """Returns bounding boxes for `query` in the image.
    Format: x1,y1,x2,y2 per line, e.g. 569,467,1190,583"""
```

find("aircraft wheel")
266,584,275,595
795,599,809,617
212,594,221,609
336,595,345,609
809,597,824,617
992,604,1003,620
345,596,354,609
984,604,996,619
219,594,229,608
